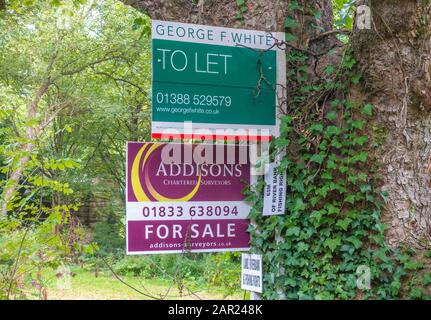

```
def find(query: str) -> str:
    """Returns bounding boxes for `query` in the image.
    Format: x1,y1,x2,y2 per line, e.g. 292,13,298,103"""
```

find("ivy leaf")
355,152,368,162
286,226,300,237
362,103,373,116
310,153,326,164
404,260,425,270
351,120,365,130
308,123,323,133
344,194,355,204
353,135,368,146
326,160,337,169
336,218,352,231
360,184,372,193
288,1,302,11
297,242,309,252
292,198,306,212
324,65,335,74
346,236,362,249
326,111,337,121
291,179,304,192
325,125,341,137
351,74,362,84
323,237,342,252
285,33,298,43
284,16,299,29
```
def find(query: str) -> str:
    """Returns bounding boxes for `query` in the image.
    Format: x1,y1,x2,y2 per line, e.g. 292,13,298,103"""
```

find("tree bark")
122,0,333,33
353,0,431,248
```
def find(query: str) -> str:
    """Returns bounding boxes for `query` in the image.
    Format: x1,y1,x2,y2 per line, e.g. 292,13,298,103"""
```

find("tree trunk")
120,0,337,299
0,83,49,215
353,0,431,248
124,0,431,250
122,0,333,33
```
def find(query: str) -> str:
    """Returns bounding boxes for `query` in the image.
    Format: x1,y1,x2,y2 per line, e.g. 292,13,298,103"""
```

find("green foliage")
4,0,87,11
204,252,241,295
112,253,241,295
235,0,248,22
0,0,150,299
92,218,124,258
332,0,356,30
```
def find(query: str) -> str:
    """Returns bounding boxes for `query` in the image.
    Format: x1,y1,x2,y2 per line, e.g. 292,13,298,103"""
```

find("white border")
152,20,284,50
127,247,250,255
127,201,251,221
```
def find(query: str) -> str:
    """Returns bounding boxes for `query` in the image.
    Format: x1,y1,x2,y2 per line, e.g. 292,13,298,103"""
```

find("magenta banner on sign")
126,142,251,254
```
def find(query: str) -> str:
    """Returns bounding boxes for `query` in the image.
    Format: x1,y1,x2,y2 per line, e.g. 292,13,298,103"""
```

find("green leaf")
310,153,326,164
324,65,334,74
326,111,337,121
336,218,352,231
362,104,373,116
323,237,342,252
346,236,362,249
291,179,304,192
286,226,300,237
64,125,73,133
351,120,365,130
351,74,362,84
344,194,355,204
308,123,323,133
325,125,341,136
355,152,368,162
285,33,298,43
284,16,299,29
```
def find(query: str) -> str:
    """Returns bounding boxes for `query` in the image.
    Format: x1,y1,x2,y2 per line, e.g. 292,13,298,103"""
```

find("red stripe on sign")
151,133,272,141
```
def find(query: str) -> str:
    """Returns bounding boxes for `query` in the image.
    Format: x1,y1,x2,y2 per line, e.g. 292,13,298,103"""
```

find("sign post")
263,163,287,216
241,254,263,294
151,20,285,141
126,142,251,254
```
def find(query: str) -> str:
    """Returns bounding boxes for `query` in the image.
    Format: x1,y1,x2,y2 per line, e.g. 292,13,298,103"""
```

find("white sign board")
241,254,263,293
263,163,286,216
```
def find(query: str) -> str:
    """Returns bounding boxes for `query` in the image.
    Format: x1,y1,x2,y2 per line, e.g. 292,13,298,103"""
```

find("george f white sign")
263,163,286,216
241,254,263,293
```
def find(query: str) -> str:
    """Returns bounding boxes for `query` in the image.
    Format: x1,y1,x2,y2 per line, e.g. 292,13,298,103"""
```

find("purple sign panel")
126,142,251,254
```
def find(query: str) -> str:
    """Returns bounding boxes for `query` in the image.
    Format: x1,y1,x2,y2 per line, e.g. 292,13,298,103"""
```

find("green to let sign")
151,20,286,141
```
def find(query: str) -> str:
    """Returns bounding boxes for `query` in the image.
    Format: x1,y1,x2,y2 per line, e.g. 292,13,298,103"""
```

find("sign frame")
151,20,286,141
125,141,252,255
241,253,263,293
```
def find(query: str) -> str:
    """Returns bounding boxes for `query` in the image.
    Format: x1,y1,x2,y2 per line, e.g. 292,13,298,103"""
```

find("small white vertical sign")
263,163,286,216
241,254,263,293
